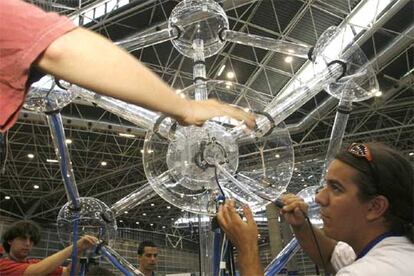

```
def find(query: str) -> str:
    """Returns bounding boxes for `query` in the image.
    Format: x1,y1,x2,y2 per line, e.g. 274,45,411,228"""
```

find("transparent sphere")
143,80,294,215
57,197,117,248
297,186,322,228
312,26,378,102
24,75,75,113
169,0,229,58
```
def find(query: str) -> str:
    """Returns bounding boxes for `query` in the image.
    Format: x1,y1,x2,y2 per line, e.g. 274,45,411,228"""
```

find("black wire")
214,165,226,197
305,215,329,275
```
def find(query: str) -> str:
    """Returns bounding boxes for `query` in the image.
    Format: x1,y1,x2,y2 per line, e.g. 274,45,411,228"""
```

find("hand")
217,199,258,253
76,235,98,252
280,194,308,228
177,99,256,129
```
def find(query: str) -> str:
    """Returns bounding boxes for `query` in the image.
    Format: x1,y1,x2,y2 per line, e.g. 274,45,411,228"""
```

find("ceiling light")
119,133,136,138
150,203,155,206
140,149,144,154
33,185,39,189
217,64,226,76
150,223,154,226
166,206,171,209
275,154,280,158
374,90,383,97
27,153,35,159
226,71,235,79
284,56,293,63
46,159,58,163
101,161,107,166
162,226,166,229
157,215,161,218
4,196,11,200
135,221,140,224
119,220,123,223
143,213,147,216
124,211,128,214
409,152,414,156
65,139,72,144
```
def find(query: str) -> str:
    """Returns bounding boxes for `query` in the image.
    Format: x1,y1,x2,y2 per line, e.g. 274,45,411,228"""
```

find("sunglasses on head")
347,143,380,190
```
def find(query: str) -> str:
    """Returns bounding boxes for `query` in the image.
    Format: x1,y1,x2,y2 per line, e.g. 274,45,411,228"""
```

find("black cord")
304,215,329,275
214,165,226,197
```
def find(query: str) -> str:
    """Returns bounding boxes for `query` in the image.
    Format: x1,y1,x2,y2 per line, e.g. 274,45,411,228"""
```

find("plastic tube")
193,39,208,101
46,112,80,208
264,238,300,276
69,216,79,276
110,183,156,217
222,30,311,59
235,63,344,142
100,245,144,276
319,99,352,184
116,27,179,52
74,87,173,138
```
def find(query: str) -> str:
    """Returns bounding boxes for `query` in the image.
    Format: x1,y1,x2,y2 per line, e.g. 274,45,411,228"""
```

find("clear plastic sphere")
24,75,75,113
297,186,322,228
169,0,229,58
312,26,378,102
57,197,117,248
143,80,294,215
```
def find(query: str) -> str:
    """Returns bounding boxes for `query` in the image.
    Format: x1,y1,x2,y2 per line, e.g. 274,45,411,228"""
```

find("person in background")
218,142,414,276
0,0,255,134
137,241,158,276
0,220,98,276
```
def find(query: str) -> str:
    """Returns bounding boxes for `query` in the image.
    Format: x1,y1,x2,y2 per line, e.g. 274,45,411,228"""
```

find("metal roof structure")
1,0,413,242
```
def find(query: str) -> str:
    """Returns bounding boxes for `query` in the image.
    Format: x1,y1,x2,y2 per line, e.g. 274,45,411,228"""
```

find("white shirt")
331,236,414,275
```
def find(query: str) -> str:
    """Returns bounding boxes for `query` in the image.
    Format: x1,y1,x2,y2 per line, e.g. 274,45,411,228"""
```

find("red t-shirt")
0,258,63,276
0,0,76,133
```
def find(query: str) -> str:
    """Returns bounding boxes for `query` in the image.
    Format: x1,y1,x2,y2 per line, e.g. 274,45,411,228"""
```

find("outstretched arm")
35,27,256,128
217,200,264,276
23,235,97,276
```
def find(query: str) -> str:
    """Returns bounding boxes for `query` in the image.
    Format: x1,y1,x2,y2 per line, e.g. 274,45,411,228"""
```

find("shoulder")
337,237,414,276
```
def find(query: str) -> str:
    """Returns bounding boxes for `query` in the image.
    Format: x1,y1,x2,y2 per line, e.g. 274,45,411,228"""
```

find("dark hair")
335,142,414,242
137,240,157,255
86,266,115,276
1,220,41,253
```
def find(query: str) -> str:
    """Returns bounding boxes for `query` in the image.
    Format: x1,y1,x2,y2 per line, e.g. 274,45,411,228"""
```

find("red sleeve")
0,0,76,132
0,258,63,276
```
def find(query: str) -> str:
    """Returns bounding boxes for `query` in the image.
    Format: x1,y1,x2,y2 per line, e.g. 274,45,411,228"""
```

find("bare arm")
23,235,97,276
280,194,337,272
217,200,264,276
35,27,255,128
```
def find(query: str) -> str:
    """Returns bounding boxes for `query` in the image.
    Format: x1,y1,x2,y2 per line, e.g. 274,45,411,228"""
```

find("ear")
366,195,389,221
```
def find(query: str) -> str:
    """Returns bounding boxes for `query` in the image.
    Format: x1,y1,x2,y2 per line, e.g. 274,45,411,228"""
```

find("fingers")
242,205,256,227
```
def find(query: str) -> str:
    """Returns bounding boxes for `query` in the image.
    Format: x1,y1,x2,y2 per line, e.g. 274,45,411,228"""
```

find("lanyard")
356,232,400,260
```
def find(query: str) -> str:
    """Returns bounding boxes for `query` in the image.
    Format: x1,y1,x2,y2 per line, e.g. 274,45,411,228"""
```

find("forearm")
236,244,264,276
23,245,73,275
35,27,189,119
292,223,336,271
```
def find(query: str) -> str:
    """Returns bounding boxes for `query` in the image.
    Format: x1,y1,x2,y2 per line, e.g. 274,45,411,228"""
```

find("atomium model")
24,0,380,274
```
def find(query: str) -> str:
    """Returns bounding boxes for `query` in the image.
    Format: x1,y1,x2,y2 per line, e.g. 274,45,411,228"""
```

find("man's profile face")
8,236,33,260
138,246,158,271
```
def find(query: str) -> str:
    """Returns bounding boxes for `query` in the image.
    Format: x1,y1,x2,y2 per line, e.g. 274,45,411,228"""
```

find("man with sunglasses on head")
217,142,414,276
